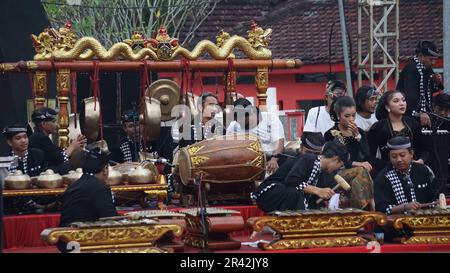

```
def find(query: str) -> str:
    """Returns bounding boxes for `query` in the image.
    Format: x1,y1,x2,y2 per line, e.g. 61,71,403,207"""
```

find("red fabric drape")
90,61,103,142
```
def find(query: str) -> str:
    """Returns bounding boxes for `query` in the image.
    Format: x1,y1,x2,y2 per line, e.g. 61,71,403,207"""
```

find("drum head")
177,147,192,186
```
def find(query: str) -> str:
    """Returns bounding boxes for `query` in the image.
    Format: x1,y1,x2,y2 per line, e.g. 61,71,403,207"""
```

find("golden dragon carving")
32,23,272,61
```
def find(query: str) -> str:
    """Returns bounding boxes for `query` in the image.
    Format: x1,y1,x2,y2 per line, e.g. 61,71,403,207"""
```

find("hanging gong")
140,97,161,141
68,113,82,141
79,97,100,141
148,79,180,121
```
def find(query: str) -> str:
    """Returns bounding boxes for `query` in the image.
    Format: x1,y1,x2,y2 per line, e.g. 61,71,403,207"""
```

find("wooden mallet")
316,174,351,204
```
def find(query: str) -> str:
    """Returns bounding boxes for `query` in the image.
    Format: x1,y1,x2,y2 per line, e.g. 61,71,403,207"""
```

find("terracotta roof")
189,0,443,64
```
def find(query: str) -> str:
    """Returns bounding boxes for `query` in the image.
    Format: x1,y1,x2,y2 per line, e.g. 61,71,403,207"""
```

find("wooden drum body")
177,134,266,185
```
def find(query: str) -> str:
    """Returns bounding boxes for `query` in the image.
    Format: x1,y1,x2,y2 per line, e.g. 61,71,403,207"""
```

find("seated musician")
324,96,375,210
178,92,223,148
296,132,339,209
29,107,86,174
59,147,117,227
374,136,438,216
112,108,174,164
251,140,350,213
227,98,285,174
2,124,49,214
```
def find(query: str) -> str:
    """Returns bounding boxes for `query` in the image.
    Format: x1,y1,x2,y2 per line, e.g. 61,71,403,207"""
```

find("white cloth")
303,106,334,135
328,193,341,209
355,112,378,131
227,112,285,154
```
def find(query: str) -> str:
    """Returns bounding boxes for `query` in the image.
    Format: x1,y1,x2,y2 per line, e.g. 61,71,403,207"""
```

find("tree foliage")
42,0,220,47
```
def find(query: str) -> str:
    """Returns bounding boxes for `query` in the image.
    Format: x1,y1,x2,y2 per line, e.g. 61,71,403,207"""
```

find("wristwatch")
354,134,362,141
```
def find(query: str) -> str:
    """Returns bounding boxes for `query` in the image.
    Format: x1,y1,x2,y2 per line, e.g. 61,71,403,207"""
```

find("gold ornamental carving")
251,155,264,169
255,67,269,106
187,145,205,156
57,69,71,148
32,25,272,61
391,212,450,245
260,236,367,251
31,21,77,60
393,215,450,230
190,156,210,168
253,214,386,234
248,140,263,154
249,210,387,250
87,246,172,253
42,224,183,247
33,71,47,108
401,236,450,245
3,184,167,197
247,21,272,50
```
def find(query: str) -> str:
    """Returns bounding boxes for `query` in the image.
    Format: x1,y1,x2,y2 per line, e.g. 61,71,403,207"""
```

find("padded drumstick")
316,174,351,204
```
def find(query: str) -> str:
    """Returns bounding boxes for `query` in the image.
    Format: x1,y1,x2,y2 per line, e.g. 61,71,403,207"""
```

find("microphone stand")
194,175,211,253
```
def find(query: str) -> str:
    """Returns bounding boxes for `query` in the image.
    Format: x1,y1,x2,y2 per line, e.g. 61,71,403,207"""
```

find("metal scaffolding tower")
357,0,399,92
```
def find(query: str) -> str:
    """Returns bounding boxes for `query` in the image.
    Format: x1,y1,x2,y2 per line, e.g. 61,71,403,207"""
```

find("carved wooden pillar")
33,71,47,109
255,67,269,108
56,69,70,148
223,70,236,106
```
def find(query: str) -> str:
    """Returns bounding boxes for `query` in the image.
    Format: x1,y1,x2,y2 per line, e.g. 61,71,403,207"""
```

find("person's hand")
266,158,279,174
315,187,335,200
353,161,373,172
67,135,87,156
419,112,431,127
348,121,360,137
405,201,422,211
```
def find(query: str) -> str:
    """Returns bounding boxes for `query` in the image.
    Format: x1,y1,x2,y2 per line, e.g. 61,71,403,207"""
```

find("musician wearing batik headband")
251,140,350,213
58,147,117,252
2,124,47,176
29,107,86,174
112,109,145,163
2,124,55,214
374,136,438,216
112,109,173,167
396,41,443,127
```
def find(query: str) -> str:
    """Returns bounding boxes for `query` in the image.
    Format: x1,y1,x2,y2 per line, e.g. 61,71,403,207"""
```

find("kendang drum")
176,134,266,205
